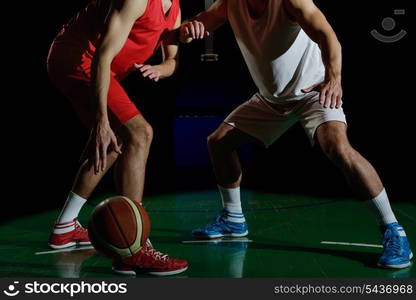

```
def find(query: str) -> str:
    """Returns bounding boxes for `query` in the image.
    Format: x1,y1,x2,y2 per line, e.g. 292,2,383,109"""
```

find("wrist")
95,111,109,124
325,71,341,82
160,59,176,77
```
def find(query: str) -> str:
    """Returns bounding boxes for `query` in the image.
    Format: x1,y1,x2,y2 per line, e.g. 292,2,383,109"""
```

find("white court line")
182,239,253,244
35,246,95,255
321,241,383,248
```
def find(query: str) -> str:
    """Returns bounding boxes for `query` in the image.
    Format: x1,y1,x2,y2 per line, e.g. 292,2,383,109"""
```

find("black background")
3,0,413,222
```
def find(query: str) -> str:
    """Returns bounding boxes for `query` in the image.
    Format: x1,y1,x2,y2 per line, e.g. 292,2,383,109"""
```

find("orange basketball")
88,196,151,259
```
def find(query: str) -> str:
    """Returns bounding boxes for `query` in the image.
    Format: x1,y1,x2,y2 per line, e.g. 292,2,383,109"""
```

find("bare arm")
135,10,181,81
89,0,147,173
179,0,227,43
284,0,343,108
92,0,147,119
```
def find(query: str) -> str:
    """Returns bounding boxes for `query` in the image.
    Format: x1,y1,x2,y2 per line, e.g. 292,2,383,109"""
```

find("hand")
86,118,122,174
179,20,209,43
301,78,343,109
134,64,162,82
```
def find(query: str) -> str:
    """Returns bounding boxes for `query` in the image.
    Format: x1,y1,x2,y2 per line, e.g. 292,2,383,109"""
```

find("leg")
49,148,120,249
316,121,412,268
207,123,255,188
114,114,153,203
316,121,383,199
72,150,120,199
192,123,256,239
193,94,296,239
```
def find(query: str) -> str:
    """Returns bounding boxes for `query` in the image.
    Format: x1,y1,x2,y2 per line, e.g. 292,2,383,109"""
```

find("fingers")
320,87,343,109
304,81,343,109
330,91,337,109
335,90,343,109
111,135,122,155
100,143,107,172
319,87,328,107
197,22,205,39
301,82,322,94
138,64,152,73
136,64,160,82
301,86,313,93
184,21,206,39
194,22,200,39
189,23,196,39
94,145,100,174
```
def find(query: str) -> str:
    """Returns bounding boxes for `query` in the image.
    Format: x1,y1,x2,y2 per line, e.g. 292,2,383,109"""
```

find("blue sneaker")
378,223,413,269
192,210,248,239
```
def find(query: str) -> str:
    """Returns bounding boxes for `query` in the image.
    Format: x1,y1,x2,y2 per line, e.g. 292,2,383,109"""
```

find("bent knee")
123,118,153,149
207,125,235,152
322,140,355,165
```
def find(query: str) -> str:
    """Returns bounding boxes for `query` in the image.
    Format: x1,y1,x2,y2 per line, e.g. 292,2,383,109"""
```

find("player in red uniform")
47,0,193,275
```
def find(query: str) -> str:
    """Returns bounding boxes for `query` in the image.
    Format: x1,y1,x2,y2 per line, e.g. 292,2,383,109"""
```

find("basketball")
88,196,151,259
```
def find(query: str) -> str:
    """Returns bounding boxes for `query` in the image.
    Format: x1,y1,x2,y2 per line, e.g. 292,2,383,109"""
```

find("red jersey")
53,0,179,79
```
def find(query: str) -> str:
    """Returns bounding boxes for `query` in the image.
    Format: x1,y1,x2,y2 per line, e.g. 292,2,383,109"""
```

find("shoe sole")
193,231,249,239
377,252,413,269
112,266,188,276
48,241,92,250
112,267,136,276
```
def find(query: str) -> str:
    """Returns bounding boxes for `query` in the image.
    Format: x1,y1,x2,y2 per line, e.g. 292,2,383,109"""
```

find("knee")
207,130,230,154
321,139,354,166
125,122,153,149
207,132,221,151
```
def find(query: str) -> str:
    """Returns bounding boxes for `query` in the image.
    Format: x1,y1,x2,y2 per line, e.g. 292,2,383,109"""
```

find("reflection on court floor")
0,191,414,278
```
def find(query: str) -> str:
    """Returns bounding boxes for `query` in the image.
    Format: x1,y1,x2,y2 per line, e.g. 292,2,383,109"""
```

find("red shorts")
47,41,140,129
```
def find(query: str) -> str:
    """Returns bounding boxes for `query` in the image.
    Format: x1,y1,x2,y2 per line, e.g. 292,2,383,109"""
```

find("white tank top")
227,0,325,102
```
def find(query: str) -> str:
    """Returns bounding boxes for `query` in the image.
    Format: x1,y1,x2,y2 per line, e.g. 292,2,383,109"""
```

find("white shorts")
224,93,347,147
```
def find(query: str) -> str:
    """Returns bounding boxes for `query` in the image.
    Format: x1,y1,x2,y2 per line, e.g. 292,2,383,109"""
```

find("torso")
246,0,268,19
162,0,172,15
51,0,180,80
227,0,325,102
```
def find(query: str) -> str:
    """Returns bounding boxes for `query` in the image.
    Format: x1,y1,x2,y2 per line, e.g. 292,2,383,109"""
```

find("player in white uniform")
179,0,412,269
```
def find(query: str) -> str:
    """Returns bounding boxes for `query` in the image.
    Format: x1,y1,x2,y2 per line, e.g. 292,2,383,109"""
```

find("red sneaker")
112,245,188,276
48,218,91,249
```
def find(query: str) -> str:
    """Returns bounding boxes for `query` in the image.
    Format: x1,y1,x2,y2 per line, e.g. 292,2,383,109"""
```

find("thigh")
107,77,141,128
298,98,347,146
224,94,297,148
49,65,140,130
315,121,349,151
210,122,262,149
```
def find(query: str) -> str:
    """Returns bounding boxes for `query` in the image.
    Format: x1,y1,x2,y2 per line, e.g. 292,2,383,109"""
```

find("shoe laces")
143,246,169,262
202,212,228,231
74,220,87,233
383,228,402,256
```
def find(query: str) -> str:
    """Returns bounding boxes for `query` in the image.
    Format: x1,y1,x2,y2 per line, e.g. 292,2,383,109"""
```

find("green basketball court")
0,191,414,278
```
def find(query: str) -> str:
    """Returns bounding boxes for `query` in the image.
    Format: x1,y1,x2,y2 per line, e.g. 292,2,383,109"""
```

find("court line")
35,246,95,255
182,239,253,244
395,208,416,223
321,241,383,248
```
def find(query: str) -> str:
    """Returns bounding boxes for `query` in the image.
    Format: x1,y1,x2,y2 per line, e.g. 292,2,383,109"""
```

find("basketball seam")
122,198,141,248
107,204,134,257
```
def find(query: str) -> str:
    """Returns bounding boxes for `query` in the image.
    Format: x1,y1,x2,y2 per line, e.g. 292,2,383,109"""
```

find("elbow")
335,38,342,50
93,50,113,64
173,58,179,74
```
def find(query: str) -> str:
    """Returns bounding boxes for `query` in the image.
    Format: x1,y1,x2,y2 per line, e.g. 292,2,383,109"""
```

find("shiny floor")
0,191,414,278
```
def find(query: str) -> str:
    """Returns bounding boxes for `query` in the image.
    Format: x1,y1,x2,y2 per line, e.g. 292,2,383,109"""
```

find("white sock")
368,188,398,226
54,191,87,234
218,185,245,223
